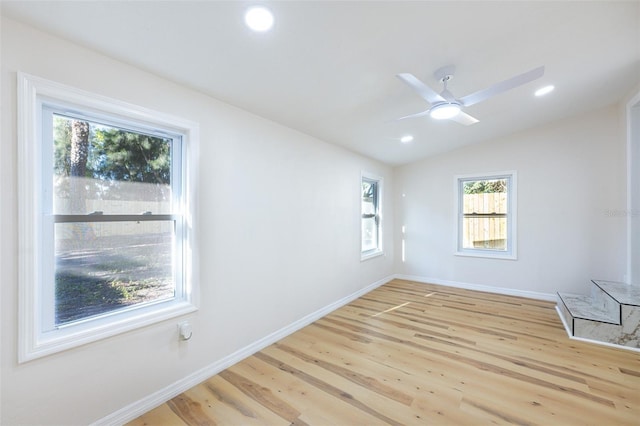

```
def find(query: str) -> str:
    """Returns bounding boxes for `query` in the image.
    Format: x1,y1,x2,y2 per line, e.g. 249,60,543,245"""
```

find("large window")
361,173,383,259
18,73,199,362
456,172,517,259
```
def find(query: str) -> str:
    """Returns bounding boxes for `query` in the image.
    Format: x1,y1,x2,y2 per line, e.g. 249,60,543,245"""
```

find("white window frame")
627,90,640,284
17,72,199,362
361,172,383,260
455,171,517,260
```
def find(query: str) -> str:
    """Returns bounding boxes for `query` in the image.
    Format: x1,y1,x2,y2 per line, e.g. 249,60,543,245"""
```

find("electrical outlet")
178,321,192,341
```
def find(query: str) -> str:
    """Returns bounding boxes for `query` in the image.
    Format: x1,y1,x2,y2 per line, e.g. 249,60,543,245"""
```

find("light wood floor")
128,279,640,425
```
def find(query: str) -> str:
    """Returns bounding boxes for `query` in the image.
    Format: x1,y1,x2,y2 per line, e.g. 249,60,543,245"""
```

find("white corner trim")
394,274,557,302
92,274,395,426
627,90,640,284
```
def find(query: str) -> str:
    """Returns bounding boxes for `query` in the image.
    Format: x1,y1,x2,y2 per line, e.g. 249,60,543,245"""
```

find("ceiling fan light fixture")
430,102,461,120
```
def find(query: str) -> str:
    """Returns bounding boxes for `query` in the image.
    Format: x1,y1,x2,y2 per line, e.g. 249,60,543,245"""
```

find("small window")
18,73,199,361
456,172,517,259
361,173,383,259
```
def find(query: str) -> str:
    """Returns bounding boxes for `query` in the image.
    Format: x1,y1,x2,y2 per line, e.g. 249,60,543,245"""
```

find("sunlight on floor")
372,301,411,317
371,292,435,317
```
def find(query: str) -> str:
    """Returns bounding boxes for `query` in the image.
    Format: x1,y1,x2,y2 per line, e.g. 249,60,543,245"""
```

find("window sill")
20,299,198,363
455,250,517,260
361,249,384,261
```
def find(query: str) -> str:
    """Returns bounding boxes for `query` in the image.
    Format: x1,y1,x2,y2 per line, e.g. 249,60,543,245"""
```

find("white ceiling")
3,1,639,165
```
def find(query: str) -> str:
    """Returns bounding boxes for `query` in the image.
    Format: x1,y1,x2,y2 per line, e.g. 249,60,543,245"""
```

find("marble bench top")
593,280,640,307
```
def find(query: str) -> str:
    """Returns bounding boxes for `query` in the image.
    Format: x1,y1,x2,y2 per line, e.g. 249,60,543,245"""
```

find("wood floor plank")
262,343,441,425
166,393,216,426
127,402,186,426
254,350,404,425
196,377,263,424
127,279,640,425
277,334,474,424
287,325,477,417
273,342,414,406
218,369,303,424
196,375,288,425
233,352,387,425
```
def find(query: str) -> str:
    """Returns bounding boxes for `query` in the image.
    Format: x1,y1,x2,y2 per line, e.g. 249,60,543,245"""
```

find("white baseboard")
394,274,557,302
93,274,395,426
565,334,640,353
555,304,573,337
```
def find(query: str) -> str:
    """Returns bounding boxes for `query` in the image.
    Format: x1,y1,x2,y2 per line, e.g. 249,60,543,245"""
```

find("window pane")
462,178,508,251
53,114,173,215
362,179,378,252
362,217,378,252
54,221,175,326
462,217,507,250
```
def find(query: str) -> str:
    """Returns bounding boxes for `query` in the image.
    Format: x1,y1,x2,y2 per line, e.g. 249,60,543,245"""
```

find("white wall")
0,17,394,425
394,105,627,297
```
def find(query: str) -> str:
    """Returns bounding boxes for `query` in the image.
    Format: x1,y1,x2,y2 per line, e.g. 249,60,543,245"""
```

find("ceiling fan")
396,65,545,125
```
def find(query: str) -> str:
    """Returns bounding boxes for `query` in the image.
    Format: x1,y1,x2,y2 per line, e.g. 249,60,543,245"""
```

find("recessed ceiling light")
535,85,555,97
400,135,414,143
244,6,274,32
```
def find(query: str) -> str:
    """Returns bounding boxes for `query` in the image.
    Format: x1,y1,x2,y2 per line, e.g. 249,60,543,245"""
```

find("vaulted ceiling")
3,1,639,165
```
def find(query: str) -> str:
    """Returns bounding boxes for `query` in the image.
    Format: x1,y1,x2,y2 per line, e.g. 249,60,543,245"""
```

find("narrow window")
18,73,199,361
361,173,383,259
456,172,517,259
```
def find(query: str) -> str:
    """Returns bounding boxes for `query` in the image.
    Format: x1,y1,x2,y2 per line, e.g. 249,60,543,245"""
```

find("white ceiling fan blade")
449,111,479,126
459,66,545,107
396,109,431,121
396,73,445,105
